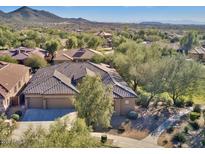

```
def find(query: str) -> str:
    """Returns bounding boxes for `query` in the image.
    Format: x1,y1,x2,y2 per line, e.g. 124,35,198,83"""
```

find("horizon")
1,6,205,25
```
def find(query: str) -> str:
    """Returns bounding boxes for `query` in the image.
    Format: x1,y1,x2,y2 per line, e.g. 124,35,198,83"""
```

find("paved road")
91,132,161,148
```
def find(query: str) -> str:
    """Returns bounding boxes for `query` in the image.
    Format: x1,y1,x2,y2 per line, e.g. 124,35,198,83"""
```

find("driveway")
12,111,77,140
22,108,75,121
91,132,161,148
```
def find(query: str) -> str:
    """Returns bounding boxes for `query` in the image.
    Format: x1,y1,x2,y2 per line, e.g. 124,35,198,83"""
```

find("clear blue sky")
0,6,205,24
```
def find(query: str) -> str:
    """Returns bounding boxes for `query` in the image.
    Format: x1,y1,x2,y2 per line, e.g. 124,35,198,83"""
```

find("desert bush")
163,140,168,145
11,114,20,121
118,126,125,134
201,140,205,146
15,111,23,117
118,119,131,133
190,112,200,121
157,93,172,103
184,126,189,134
139,95,150,108
167,126,174,134
172,133,186,143
189,122,200,130
174,99,185,108
101,135,107,143
127,111,138,120
193,104,201,113
185,100,194,107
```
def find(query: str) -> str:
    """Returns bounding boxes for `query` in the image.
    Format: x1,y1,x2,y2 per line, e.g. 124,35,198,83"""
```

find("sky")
0,6,205,24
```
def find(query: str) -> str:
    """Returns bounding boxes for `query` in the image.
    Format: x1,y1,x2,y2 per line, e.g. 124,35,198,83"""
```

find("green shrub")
127,111,138,120
190,112,200,121
174,98,185,108
163,140,168,145
193,104,201,113
172,133,186,143
139,95,149,108
185,100,194,107
190,122,200,130
184,126,189,134
101,135,107,143
158,93,172,103
118,126,125,134
201,140,205,146
167,126,174,134
15,111,23,117
11,114,20,121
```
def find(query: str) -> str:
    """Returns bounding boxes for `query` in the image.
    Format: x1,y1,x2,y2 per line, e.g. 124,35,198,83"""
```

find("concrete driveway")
12,111,77,140
22,108,75,121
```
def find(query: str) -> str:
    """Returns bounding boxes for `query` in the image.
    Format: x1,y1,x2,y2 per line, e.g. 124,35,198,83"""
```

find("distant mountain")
0,6,90,24
139,21,164,25
5,6,65,22
0,6,205,31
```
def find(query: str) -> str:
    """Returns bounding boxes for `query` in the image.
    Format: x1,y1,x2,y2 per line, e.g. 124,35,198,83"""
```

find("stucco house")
23,62,137,115
0,61,30,113
1,47,47,64
188,47,205,62
53,48,103,64
95,31,113,47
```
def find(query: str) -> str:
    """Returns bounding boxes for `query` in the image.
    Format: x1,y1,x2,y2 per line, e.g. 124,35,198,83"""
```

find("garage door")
46,98,73,109
28,97,43,108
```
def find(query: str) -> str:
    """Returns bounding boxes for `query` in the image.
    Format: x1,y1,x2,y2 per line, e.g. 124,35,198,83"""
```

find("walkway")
142,108,191,144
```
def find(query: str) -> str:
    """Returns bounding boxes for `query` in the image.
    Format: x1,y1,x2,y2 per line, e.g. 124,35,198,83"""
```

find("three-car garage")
25,95,74,109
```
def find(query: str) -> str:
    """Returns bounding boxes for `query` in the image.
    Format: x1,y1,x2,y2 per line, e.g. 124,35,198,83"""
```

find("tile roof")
23,62,137,98
95,31,112,37
6,47,46,61
54,48,103,61
0,61,30,98
190,47,205,55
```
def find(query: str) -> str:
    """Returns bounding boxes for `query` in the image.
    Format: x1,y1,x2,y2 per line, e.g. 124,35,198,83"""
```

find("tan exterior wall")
188,53,205,61
114,98,136,116
2,69,30,111
25,94,136,116
46,98,73,108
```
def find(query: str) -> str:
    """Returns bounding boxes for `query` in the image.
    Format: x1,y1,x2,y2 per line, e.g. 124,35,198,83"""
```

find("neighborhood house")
188,47,205,62
53,48,103,64
2,47,47,63
0,61,30,113
23,62,137,115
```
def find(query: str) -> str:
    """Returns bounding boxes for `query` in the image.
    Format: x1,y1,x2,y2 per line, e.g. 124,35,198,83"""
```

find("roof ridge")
53,70,79,93
0,83,9,92
63,53,73,60
89,62,137,96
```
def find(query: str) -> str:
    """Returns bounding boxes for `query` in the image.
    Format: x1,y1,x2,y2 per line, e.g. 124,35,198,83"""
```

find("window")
125,100,129,105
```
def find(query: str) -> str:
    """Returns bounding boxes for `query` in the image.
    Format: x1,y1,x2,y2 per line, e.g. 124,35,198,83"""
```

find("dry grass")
108,128,149,140
157,122,188,148
121,129,150,140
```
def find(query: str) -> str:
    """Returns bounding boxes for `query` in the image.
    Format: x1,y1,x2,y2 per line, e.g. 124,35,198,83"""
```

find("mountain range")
0,6,205,30
0,6,91,25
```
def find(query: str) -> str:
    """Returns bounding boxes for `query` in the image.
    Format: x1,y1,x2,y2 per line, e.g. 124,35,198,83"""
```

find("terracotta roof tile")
23,62,137,98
